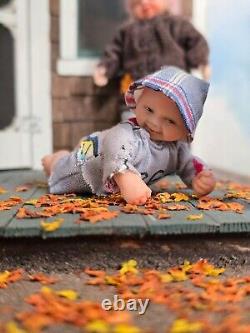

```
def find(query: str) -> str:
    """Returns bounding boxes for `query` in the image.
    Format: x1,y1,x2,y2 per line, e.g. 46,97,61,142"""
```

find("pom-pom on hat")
125,66,209,136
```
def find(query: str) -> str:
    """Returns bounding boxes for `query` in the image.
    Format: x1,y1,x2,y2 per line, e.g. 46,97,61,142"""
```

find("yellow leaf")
0,271,11,286
187,213,203,221
5,321,27,333
55,289,78,300
156,192,171,203
85,320,110,333
41,286,53,294
119,259,138,275
171,193,189,202
105,276,119,286
40,218,64,232
160,273,173,283
0,187,7,194
24,199,38,205
206,267,225,277
168,269,188,282
181,260,193,272
170,319,203,333
113,323,141,333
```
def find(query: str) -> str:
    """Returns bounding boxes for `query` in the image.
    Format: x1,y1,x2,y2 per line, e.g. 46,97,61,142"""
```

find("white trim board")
29,0,52,169
58,0,100,76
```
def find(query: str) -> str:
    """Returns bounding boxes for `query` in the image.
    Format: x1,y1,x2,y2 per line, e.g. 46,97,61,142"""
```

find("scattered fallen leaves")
0,259,249,332
196,198,244,214
0,197,22,211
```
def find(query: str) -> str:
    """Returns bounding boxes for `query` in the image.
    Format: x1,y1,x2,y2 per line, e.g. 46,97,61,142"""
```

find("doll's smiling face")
135,87,189,142
128,0,167,20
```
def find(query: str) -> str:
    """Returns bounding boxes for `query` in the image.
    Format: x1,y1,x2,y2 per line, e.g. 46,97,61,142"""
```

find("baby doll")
42,66,216,205
93,0,211,92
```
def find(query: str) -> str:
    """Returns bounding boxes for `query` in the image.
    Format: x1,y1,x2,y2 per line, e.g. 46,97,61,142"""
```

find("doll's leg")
46,151,91,195
42,150,70,177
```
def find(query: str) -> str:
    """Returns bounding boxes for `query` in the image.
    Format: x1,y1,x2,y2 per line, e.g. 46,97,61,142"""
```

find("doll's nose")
148,118,161,132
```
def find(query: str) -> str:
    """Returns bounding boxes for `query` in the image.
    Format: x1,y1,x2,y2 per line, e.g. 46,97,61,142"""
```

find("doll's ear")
134,88,144,103
187,133,193,143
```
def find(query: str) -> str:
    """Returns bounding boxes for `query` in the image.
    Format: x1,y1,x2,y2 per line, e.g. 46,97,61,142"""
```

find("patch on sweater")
77,136,98,163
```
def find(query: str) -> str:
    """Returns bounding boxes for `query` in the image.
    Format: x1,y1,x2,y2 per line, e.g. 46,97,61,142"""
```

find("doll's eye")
145,106,153,113
165,118,176,125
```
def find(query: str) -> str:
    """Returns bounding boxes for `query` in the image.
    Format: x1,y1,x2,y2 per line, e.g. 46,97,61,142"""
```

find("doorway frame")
29,0,52,169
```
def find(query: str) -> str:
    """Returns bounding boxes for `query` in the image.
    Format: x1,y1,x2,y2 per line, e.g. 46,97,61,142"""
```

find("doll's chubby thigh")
48,152,91,195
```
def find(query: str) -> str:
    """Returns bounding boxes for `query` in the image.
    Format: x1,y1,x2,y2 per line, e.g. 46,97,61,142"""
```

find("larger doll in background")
93,0,211,117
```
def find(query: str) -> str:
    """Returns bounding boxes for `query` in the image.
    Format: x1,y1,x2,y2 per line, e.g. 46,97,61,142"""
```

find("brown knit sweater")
99,11,209,81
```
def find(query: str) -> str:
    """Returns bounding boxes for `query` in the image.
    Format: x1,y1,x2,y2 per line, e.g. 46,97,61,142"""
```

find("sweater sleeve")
176,142,207,187
172,17,209,68
98,26,124,80
102,123,140,192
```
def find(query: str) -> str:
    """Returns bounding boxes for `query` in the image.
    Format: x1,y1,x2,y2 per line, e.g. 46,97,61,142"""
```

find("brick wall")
50,0,119,151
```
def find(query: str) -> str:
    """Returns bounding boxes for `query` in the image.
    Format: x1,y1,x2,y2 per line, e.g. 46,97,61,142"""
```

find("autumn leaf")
0,197,22,211
156,212,171,219
28,273,58,284
168,268,188,282
4,321,27,333
113,323,141,333
167,204,189,211
40,218,64,232
121,204,139,213
85,320,110,333
79,209,119,223
186,213,203,221
0,186,7,194
169,318,203,333
155,192,171,203
24,199,38,206
170,193,189,202
55,289,78,300
191,259,225,277
15,185,30,192
0,271,11,288
0,269,23,288
119,260,138,275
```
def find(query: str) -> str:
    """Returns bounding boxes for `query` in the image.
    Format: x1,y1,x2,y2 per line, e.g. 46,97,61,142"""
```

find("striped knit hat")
125,66,209,136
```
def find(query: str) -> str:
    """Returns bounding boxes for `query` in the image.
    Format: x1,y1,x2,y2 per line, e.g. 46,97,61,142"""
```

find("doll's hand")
93,66,108,87
192,170,216,197
114,171,152,205
199,64,211,81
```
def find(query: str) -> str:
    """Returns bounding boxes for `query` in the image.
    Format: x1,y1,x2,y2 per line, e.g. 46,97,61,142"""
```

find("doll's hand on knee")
192,170,216,196
93,66,108,87
114,171,152,205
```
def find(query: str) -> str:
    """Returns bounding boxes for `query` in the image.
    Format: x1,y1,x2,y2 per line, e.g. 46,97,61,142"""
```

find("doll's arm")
177,143,216,196
113,171,151,205
93,27,124,86
102,123,151,204
93,66,108,87
174,18,210,71
198,64,211,81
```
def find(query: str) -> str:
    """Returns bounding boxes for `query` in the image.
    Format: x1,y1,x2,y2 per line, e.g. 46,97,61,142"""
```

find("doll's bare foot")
42,150,70,177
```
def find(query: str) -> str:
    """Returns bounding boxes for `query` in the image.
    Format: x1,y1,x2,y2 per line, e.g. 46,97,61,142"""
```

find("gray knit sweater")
49,119,205,195
99,11,209,81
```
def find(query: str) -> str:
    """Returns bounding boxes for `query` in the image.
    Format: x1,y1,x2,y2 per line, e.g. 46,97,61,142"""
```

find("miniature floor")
0,169,249,238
